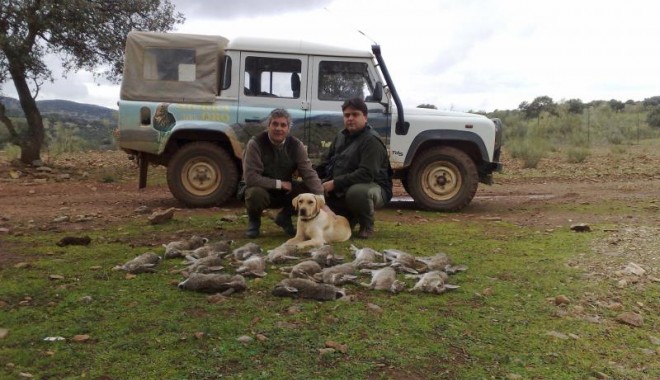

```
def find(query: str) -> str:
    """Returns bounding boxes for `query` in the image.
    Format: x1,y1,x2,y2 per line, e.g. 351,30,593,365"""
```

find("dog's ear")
292,195,300,210
314,194,325,214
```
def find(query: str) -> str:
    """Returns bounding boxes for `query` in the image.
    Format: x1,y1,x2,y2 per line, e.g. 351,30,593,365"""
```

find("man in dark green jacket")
241,108,324,238
316,97,393,239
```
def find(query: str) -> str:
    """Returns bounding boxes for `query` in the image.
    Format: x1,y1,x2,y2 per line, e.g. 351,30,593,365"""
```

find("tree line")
514,96,660,128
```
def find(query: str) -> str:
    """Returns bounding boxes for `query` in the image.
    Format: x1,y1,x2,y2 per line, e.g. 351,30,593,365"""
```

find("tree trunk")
10,67,45,164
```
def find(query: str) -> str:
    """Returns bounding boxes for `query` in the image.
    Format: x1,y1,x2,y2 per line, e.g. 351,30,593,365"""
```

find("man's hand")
281,181,292,192
322,205,336,217
322,180,335,194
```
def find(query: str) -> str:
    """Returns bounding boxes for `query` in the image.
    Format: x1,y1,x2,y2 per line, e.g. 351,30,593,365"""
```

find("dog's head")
292,193,325,219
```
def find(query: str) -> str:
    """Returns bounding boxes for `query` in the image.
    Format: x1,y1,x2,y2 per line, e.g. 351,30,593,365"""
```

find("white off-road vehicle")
116,31,502,211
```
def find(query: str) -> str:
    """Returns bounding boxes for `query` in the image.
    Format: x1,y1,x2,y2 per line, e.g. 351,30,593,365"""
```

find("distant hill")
0,96,117,121
0,96,118,150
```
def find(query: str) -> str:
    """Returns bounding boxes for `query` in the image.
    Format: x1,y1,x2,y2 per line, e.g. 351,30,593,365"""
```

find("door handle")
245,118,261,123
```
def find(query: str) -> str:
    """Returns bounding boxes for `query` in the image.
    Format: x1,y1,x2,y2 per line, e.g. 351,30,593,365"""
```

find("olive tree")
647,106,660,129
565,98,584,114
0,0,184,164
519,96,557,119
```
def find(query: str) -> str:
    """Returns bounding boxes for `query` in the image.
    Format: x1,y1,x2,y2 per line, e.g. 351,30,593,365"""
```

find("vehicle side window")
318,61,373,100
143,48,196,82
244,56,302,98
221,55,231,91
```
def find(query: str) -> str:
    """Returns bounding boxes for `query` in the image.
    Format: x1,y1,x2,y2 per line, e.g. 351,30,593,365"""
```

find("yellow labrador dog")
285,193,351,251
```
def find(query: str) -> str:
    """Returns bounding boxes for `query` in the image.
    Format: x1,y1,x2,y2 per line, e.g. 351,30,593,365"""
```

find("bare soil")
1,145,659,276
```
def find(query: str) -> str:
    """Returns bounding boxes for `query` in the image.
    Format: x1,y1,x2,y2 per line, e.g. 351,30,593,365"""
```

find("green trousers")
244,181,310,216
327,182,386,229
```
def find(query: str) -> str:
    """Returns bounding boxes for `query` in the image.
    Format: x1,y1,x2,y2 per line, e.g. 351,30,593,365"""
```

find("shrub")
610,145,627,155
605,130,624,145
565,147,590,163
2,144,21,161
507,138,547,168
48,124,87,156
520,145,545,168
647,106,660,128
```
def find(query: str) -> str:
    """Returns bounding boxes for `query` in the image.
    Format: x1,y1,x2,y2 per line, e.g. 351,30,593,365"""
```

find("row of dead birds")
113,235,467,301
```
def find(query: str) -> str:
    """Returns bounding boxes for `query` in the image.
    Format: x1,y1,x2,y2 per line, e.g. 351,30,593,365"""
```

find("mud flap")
138,153,148,189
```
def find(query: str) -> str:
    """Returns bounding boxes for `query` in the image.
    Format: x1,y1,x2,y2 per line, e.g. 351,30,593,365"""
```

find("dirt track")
1,147,659,272
1,149,658,226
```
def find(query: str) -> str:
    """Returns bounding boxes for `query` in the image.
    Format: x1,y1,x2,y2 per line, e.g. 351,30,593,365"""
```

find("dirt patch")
1,146,659,272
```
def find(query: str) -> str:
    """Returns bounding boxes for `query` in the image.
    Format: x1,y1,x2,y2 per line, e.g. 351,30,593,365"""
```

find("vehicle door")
235,52,310,147
306,56,390,163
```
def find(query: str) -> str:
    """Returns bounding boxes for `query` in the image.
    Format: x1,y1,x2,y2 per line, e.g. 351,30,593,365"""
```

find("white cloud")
4,0,659,112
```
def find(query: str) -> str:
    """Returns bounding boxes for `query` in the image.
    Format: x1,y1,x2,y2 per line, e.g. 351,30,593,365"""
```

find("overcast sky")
4,0,659,112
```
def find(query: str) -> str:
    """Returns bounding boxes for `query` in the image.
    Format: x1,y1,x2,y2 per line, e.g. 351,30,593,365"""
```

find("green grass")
1,211,658,379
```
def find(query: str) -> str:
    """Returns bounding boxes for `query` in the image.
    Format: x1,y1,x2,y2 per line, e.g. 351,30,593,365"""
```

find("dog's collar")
299,210,320,222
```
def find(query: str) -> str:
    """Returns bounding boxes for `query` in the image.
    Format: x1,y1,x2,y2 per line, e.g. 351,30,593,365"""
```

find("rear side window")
221,55,232,91
244,56,302,98
143,48,196,82
318,61,373,100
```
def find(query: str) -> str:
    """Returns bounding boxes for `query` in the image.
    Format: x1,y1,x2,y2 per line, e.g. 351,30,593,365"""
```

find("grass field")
1,206,658,379
1,140,659,379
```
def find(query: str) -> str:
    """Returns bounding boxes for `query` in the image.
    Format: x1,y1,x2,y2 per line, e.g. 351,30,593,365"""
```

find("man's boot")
246,213,261,238
274,207,296,237
357,215,375,239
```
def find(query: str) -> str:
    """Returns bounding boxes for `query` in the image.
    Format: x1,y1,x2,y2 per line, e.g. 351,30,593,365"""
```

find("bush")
568,132,590,148
520,146,545,168
610,145,627,155
507,138,547,168
605,130,624,145
565,147,590,163
1,144,21,161
647,106,660,128
47,124,87,156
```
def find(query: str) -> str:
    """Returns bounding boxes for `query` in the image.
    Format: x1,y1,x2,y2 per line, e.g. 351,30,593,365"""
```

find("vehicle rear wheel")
407,146,478,211
166,142,239,207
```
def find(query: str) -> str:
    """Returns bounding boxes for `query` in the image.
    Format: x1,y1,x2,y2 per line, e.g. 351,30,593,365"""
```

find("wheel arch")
163,127,242,175
403,130,487,169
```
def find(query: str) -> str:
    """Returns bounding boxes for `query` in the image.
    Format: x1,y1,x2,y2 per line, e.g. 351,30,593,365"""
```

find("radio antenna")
323,7,378,45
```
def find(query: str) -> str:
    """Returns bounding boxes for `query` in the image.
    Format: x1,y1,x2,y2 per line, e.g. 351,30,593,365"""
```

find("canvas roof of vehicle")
120,31,229,103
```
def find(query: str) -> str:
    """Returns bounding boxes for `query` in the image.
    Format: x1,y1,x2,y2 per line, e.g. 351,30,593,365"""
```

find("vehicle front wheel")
166,142,239,207
407,146,478,211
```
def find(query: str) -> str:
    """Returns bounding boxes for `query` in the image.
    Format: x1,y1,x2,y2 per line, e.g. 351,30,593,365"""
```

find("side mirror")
371,82,383,102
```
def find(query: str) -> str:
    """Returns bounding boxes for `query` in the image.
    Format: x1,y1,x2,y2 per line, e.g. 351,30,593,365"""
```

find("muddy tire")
407,146,478,211
166,142,239,207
